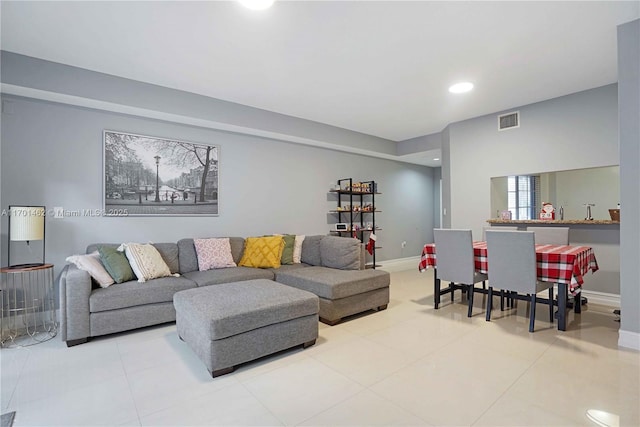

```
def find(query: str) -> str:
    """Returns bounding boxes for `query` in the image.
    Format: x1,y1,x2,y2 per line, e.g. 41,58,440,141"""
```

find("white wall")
554,166,619,220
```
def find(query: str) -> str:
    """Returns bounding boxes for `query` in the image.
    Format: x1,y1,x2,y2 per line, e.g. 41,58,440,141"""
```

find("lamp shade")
10,206,45,241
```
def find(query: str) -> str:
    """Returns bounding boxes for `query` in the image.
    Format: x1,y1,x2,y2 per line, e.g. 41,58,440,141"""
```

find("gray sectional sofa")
59,235,390,346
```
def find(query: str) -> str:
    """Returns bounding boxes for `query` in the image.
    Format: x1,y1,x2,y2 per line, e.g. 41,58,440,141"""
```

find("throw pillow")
238,236,285,269
193,238,237,270
118,243,176,283
280,234,296,265
300,235,323,266
98,246,136,284
293,235,305,263
66,251,115,288
319,236,362,270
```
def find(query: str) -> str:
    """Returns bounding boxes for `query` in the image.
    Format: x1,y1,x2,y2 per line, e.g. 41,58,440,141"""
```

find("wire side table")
1,264,57,348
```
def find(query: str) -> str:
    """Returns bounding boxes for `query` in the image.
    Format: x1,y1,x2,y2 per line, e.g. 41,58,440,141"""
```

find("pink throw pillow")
193,238,237,270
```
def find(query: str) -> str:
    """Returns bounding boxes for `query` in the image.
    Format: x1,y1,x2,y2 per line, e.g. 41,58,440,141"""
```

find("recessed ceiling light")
449,82,474,94
238,0,274,10
433,158,440,161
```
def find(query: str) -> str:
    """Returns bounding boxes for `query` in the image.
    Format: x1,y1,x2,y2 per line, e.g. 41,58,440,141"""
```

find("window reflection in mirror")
491,166,619,220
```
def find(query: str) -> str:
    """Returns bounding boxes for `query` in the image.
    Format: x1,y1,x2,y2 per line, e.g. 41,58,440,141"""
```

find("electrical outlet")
401,241,407,248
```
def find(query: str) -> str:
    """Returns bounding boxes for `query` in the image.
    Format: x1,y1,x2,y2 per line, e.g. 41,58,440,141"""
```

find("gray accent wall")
618,19,640,340
1,52,397,157
444,84,620,295
0,94,435,280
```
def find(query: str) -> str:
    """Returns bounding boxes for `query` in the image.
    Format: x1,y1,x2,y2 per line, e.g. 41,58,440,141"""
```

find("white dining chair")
433,229,488,317
481,226,518,241
485,230,554,332
480,226,518,290
526,226,570,245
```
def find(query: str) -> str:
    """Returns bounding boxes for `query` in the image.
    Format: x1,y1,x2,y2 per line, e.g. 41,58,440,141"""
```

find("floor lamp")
7,205,46,269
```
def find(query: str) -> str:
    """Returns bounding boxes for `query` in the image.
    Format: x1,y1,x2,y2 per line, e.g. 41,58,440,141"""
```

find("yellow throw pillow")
238,236,285,268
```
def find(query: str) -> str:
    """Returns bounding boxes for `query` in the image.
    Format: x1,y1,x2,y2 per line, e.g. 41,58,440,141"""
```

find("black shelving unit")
329,178,381,268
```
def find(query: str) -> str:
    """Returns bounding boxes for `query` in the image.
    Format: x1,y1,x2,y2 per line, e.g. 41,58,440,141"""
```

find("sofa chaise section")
275,235,391,325
275,266,390,325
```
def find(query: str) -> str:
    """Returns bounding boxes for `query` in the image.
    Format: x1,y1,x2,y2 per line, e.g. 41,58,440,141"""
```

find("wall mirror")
490,165,619,220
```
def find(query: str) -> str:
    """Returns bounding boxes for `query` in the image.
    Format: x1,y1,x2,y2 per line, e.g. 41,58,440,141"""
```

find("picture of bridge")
104,131,219,216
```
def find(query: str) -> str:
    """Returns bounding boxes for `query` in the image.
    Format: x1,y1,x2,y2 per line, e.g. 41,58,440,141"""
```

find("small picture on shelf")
500,210,512,220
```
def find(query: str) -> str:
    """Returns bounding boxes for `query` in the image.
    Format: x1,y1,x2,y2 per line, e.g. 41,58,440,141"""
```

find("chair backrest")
433,229,475,284
482,226,518,241
526,227,569,245
485,230,538,293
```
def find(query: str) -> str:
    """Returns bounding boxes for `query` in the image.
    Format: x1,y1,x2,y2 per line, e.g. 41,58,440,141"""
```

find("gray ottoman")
173,279,319,378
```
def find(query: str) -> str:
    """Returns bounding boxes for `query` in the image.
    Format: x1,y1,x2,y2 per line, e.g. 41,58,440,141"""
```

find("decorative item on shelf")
334,223,349,231
7,205,46,268
609,208,620,221
500,210,512,220
539,202,555,220
583,203,595,220
366,233,377,255
362,203,373,212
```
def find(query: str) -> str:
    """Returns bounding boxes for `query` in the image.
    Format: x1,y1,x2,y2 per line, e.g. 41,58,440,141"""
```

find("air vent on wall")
498,111,520,130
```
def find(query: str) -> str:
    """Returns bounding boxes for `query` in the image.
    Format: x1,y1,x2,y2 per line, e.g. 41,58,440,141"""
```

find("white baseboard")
579,290,620,308
618,330,640,351
377,256,421,272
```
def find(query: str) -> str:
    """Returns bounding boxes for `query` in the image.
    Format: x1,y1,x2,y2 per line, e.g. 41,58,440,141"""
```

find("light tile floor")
1,268,638,426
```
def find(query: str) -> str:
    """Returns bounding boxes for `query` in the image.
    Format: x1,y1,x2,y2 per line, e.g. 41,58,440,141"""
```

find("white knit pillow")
118,243,177,283
66,251,115,288
293,235,305,263
194,238,237,270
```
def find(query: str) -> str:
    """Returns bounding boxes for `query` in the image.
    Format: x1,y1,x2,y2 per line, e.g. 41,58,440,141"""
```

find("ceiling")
1,1,638,167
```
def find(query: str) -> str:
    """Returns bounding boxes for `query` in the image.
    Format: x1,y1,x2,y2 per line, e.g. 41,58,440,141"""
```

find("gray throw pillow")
300,235,323,266
98,246,135,283
319,236,361,270
280,235,296,265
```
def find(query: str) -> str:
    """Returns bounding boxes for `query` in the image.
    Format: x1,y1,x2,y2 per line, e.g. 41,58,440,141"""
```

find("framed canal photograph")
103,131,219,216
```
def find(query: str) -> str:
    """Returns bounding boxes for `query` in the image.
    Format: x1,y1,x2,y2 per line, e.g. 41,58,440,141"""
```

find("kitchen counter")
487,219,619,225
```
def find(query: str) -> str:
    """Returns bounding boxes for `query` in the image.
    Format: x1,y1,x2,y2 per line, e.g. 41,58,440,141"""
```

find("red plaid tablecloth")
418,242,598,295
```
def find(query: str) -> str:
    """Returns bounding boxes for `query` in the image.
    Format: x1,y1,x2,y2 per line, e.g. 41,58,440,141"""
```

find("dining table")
418,241,599,331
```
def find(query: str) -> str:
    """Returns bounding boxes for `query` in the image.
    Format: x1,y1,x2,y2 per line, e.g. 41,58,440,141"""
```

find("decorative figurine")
539,202,555,220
